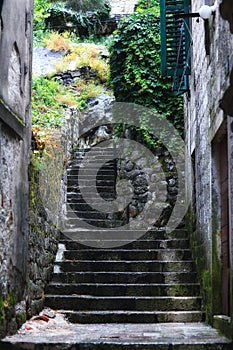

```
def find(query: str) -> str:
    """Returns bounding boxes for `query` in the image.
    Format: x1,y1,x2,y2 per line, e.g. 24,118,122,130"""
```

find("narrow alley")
0,0,233,349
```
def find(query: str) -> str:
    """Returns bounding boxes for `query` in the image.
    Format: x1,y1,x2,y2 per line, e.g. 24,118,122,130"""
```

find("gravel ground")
32,46,65,77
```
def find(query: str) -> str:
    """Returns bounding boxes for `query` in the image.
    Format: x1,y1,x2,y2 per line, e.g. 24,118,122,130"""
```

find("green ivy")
45,2,111,36
32,77,65,128
32,75,107,129
135,0,160,13
65,0,110,13
34,0,52,43
109,12,184,137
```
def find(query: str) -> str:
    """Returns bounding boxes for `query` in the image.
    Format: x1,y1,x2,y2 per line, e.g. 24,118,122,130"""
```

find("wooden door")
219,136,230,316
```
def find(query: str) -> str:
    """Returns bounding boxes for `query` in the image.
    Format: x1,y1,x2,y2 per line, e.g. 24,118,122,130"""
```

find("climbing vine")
109,11,184,137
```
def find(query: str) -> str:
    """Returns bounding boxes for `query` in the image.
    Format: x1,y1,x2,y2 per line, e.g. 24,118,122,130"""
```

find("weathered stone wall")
0,0,33,337
27,130,65,318
185,0,233,334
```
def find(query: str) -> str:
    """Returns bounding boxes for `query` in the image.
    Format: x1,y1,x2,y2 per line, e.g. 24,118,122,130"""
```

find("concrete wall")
0,0,33,337
185,0,233,338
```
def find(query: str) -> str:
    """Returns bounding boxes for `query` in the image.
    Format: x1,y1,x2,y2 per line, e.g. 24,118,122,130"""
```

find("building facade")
0,0,33,336
184,0,233,339
160,0,233,339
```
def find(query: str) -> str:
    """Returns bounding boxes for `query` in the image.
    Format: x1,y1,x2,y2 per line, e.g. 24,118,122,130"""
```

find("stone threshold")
0,310,231,350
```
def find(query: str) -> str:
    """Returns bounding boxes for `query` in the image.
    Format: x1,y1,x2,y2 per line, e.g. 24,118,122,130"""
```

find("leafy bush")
45,2,112,36
34,0,52,43
135,0,159,12
32,77,69,128
43,31,71,51
34,0,51,31
109,12,184,135
52,42,110,83
65,0,110,12
32,75,107,129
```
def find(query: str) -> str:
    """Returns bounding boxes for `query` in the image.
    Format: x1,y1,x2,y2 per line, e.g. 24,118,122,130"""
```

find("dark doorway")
219,135,230,315
212,122,230,316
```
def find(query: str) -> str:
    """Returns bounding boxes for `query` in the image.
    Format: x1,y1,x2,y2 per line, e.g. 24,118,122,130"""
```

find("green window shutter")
160,0,191,93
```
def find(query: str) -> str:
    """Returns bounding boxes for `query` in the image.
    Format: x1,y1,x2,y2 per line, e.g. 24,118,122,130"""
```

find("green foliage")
16,313,26,328
34,0,52,43
65,0,110,12
201,269,212,322
32,75,107,129
135,0,160,14
0,292,17,337
32,77,66,128
0,297,4,322
45,2,111,37
109,12,184,136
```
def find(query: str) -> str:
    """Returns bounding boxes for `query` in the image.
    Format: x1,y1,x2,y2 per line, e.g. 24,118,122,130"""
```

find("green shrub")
65,0,110,12
45,2,111,37
135,0,159,13
32,74,107,129
34,0,52,43
32,77,65,128
109,12,184,135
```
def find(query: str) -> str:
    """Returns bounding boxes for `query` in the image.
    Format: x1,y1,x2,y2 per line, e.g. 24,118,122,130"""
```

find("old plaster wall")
185,0,233,332
0,0,33,337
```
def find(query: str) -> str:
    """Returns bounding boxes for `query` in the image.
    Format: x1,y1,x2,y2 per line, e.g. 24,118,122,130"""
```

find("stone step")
60,229,189,241
63,249,193,261
62,238,190,250
63,310,204,323
66,210,117,220
74,155,116,161
67,162,115,169
65,218,124,228
66,192,116,200
55,260,196,273
67,175,116,187
67,167,115,175
66,194,116,201
2,323,230,350
65,201,117,211
51,271,197,284
45,295,202,311
67,169,115,181
67,176,115,185
74,148,115,153
67,189,116,197
46,283,201,296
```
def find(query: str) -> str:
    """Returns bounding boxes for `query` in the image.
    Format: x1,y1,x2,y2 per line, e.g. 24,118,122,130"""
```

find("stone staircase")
2,144,231,350
45,145,204,323
64,146,125,229
45,228,203,323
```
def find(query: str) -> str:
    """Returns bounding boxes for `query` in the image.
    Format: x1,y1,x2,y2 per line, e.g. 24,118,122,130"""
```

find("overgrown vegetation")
46,3,112,36
109,8,184,137
43,31,72,51
135,0,159,12
33,0,52,43
32,34,110,131
32,0,183,153
65,0,110,12
34,0,112,44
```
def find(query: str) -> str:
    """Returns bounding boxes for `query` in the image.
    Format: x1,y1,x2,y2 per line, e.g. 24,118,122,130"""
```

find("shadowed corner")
220,0,233,34
0,341,24,350
219,68,233,117
0,0,3,15
219,1,233,117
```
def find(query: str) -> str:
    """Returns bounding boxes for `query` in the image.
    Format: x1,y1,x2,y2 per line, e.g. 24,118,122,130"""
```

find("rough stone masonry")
0,0,33,337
